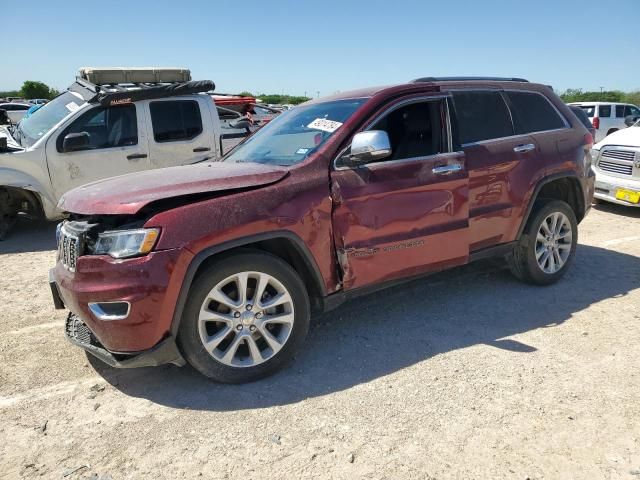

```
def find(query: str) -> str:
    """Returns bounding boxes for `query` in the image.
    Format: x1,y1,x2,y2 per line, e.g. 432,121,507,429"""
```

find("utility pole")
304,91,307,98
600,86,604,93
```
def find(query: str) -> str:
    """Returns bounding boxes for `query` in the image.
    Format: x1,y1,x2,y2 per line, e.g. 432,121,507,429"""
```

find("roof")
305,78,549,105
569,101,634,106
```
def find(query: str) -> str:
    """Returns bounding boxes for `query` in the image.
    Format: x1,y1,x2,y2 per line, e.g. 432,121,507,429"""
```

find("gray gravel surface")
0,203,639,479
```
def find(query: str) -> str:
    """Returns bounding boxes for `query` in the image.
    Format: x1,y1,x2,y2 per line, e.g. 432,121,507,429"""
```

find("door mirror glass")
62,132,90,152
348,130,392,165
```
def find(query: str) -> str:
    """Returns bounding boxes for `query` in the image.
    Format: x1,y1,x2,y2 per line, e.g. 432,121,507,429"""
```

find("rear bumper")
594,171,640,207
64,312,184,368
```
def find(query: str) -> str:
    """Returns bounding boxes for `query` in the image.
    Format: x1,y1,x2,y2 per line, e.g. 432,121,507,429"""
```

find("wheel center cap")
240,311,255,326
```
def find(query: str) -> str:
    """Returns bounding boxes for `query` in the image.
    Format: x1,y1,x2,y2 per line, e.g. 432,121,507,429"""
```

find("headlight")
590,148,600,168
93,228,160,259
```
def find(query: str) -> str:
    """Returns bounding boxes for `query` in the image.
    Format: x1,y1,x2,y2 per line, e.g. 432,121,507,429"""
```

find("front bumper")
50,247,194,352
594,171,640,207
64,312,184,368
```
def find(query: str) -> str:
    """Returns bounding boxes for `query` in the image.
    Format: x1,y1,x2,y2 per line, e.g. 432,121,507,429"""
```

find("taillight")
592,117,600,129
584,132,593,146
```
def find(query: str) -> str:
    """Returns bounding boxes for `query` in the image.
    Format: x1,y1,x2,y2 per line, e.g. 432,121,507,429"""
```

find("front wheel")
177,251,310,383
508,200,578,285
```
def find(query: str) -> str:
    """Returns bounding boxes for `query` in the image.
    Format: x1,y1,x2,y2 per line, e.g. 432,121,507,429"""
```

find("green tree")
20,80,57,100
623,91,640,106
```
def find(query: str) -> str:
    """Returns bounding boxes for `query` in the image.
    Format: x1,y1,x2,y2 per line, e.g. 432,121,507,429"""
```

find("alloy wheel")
197,271,295,367
535,211,573,274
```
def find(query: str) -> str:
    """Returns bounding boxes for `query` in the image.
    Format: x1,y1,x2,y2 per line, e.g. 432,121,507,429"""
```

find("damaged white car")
0,67,250,239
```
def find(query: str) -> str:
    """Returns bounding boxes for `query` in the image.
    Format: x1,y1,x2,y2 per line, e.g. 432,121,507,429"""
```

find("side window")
599,105,611,117
627,106,640,117
616,105,626,118
150,100,203,142
452,91,513,144
368,100,446,161
59,104,138,152
505,91,566,134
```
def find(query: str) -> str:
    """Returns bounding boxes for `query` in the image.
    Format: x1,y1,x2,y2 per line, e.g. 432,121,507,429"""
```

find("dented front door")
331,152,470,290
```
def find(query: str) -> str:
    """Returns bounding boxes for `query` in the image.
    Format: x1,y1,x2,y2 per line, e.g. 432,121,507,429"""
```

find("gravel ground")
0,203,639,480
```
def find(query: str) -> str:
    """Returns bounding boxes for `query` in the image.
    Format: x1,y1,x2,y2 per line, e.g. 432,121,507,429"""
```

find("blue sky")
3,0,639,96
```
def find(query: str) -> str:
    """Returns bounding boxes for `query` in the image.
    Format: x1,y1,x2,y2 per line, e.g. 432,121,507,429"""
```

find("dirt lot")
1,203,639,479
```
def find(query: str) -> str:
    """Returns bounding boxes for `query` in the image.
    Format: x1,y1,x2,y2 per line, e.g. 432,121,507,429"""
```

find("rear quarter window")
505,91,566,134
452,91,513,144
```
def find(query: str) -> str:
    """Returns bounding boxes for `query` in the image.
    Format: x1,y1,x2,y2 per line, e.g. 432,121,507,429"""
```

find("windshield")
224,98,367,166
17,91,84,147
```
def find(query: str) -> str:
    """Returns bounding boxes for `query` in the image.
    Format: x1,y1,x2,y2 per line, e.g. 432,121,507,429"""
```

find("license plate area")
615,188,640,204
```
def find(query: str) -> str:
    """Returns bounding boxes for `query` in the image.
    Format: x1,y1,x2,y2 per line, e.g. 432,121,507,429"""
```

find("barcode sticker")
307,118,343,133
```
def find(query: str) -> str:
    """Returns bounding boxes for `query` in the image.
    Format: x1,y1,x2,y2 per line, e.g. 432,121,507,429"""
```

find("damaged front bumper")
64,312,185,369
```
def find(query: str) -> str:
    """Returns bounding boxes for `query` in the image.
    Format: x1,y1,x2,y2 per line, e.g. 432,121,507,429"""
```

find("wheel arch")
517,173,585,239
170,231,327,336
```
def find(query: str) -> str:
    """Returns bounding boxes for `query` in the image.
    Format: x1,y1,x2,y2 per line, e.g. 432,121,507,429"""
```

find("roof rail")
412,76,529,83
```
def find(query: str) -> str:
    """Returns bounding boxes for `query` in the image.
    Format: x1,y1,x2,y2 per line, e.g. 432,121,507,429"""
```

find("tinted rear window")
578,105,595,117
569,106,593,129
150,100,203,142
452,91,513,144
598,105,611,117
506,91,566,134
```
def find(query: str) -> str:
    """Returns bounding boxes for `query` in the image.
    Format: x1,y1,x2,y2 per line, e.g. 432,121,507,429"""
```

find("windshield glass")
18,92,84,147
224,98,367,166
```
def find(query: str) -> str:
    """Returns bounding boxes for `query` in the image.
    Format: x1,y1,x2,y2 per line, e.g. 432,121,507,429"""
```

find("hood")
59,162,288,215
595,126,640,149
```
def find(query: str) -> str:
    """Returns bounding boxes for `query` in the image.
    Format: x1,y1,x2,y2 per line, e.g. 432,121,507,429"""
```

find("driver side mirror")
62,132,90,152
624,115,640,127
345,130,392,166
230,118,252,130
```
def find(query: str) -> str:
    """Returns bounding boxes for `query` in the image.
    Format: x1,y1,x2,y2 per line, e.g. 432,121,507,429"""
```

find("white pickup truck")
0,67,251,239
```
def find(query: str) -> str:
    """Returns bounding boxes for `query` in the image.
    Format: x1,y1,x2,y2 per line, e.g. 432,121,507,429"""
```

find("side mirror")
347,130,392,166
229,118,252,130
624,115,640,127
62,132,90,152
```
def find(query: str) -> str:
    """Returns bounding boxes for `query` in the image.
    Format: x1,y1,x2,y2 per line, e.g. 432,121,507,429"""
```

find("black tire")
508,200,578,285
177,250,310,383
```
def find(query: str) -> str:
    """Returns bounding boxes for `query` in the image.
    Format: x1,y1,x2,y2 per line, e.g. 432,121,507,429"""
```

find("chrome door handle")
513,143,535,153
432,164,462,175
126,153,148,160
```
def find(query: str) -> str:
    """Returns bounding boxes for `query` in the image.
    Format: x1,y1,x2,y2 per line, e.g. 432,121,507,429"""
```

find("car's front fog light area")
92,228,160,259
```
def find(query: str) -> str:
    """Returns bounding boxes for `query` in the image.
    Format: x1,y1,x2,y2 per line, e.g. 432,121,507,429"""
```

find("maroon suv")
50,77,595,383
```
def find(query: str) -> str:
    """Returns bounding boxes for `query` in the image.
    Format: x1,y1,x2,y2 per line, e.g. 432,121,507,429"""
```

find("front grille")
58,226,81,271
601,149,635,162
598,159,633,176
65,313,99,347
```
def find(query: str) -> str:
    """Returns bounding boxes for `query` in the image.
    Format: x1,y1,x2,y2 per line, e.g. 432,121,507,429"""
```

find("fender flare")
169,230,326,336
516,172,585,239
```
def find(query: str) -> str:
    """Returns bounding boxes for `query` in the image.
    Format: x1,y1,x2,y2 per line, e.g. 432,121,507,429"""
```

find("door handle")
513,143,535,153
193,147,211,152
127,153,147,160
432,164,463,175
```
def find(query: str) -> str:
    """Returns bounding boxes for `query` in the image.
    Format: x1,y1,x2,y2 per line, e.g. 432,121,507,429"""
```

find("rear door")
331,96,469,290
145,96,216,168
46,103,150,199
449,89,543,251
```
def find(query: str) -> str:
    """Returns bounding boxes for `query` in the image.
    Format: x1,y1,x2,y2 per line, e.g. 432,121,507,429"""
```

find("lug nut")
234,312,241,318
255,312,262,319
250,325,256,332
236,325,243,331
246,304,253,311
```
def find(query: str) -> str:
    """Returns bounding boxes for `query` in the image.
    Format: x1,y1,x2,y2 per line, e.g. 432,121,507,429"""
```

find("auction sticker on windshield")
65,102,80,112
307,118,343,133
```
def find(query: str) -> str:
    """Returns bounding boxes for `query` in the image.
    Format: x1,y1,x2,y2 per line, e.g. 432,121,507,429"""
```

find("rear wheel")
177,251,310,383
508,200,578,285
